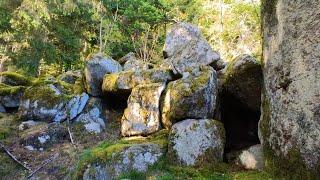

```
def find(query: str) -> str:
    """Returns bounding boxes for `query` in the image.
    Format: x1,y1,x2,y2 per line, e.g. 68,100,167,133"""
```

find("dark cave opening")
103,90,131,110
220,91,261,153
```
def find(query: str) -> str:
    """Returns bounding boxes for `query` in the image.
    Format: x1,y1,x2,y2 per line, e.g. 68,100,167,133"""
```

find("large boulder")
222,54,262,111
102,68,173,94
121,83,166,136
260,0,320,178
161,66,217,129
83,143,164,179
84,55,122,96
19,84,88,122
163,22,220,74
167,119,225,166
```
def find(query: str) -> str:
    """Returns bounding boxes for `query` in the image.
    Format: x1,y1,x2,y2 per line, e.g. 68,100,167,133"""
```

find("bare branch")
0,142,32,171
27,153,59,179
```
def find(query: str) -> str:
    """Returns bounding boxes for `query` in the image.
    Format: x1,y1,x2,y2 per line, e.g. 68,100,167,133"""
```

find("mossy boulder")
121,83,166,136
161,66,217,129
167,119,225,166
222,54,262,112
260,0,320,178
83,143,164,180
84,55,122,96
0,85,25,108
0,71,33,86
18,84,89,122
102,68,174,94
163,22,220,74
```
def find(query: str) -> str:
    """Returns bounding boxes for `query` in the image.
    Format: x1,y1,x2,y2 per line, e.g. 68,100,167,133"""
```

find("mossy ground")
0,71,34,86
119,157,277,180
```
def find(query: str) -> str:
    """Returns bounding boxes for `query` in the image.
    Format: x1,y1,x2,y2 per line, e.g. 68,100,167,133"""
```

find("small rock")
239,144,264,170
25,145,35,151
58,70,82,84
84,55,122,96
168,119,225,166
67,93,89,120
18,120,38,131
121,83,166,136
76,108,106,134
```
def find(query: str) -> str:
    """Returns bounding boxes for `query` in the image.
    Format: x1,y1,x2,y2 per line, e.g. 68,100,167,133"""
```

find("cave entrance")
220,91,261,153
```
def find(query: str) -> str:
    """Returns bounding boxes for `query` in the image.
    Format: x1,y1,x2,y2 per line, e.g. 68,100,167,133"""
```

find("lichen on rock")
161,66,217,129
167,119,225,166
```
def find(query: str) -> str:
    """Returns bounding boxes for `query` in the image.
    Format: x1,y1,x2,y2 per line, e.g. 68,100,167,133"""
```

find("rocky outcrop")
168,119,225,166
102,68,173,94
83,143,164,179
161,67,217,129
121,83,165,136
222,55,262,112
260,0,320,178
84,55,122,96
19,84,89,122
163,23,220,74
238,144,264,170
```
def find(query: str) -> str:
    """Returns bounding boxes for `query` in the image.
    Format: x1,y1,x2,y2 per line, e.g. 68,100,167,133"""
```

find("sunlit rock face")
167,119,225,166
163,22,220,74
260,0,320,177
161,66,217,129
121,83,166,136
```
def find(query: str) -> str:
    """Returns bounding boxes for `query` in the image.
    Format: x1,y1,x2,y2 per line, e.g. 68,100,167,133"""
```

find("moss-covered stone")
0,71,33,86
102,68,174,94
161,67,217,129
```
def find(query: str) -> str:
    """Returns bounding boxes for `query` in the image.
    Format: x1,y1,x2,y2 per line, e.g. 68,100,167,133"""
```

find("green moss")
263,144,319,180
102,73,119,92
0,85,25,96
23,85,70,109
0,72,33,86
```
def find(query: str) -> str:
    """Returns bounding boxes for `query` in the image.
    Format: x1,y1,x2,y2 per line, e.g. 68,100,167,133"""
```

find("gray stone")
83,143,163,180
238,144,264,170
168,119,225,166
58,70,82,84
0,86,24,108
18,120,38,131
163,22,220,74
76,108,106,134
67,93,89,120
161,66,217,129
121,83,166,136
0,104,5,113
260,0,320,176
123,58,150,71
85,55,122,96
